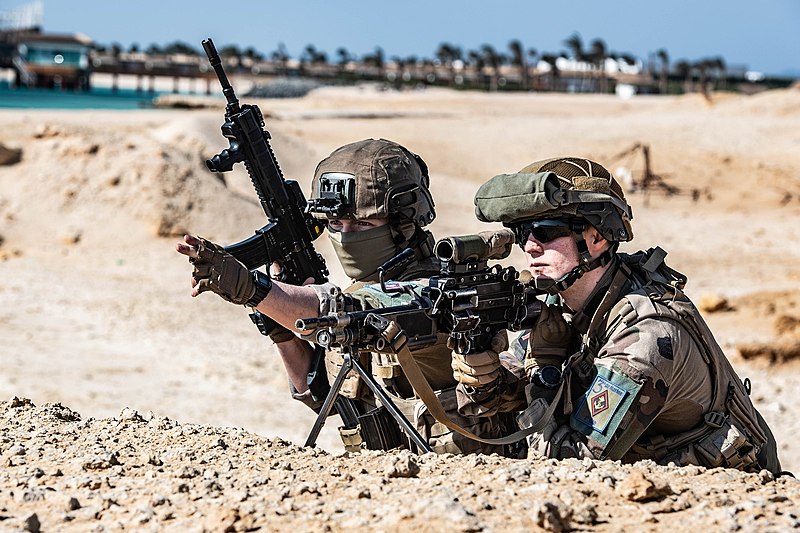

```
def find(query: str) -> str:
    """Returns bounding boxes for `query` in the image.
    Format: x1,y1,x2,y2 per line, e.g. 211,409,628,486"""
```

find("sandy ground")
1,85,800,530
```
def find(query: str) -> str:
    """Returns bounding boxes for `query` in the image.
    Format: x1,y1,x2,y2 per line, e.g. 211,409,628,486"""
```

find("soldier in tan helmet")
451,156,783,473
177,138,516,455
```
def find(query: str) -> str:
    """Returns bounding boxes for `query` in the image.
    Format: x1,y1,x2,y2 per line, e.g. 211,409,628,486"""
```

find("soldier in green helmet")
451,156,783,473
177,138,514,455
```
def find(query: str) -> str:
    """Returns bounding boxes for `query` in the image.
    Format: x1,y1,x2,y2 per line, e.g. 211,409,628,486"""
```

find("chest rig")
570,247,773,471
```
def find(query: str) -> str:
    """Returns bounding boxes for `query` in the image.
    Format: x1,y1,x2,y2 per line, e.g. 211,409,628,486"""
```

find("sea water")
0,83,164,110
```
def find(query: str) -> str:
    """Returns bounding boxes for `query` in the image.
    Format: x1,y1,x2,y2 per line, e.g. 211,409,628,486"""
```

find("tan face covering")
329,224,398,281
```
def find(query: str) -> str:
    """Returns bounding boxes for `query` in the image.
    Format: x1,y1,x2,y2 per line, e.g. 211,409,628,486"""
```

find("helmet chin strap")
534,232,615,295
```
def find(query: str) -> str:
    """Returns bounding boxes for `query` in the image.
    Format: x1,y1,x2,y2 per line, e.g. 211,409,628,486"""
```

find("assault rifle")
298,229,545,451
201,38,359,427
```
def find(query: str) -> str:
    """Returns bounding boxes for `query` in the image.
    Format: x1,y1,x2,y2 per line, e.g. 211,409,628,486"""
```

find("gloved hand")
524,303,575,376
451,331,509,387
185,235,256,305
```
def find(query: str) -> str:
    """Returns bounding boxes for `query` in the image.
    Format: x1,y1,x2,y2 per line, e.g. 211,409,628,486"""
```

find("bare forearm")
276,337,315,393
254,282,321,332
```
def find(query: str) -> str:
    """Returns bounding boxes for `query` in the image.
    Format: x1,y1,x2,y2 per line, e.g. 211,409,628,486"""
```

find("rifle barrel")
202,38,239,112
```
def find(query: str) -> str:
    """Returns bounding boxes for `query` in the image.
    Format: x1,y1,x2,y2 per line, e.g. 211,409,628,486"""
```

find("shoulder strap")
369,314,557,445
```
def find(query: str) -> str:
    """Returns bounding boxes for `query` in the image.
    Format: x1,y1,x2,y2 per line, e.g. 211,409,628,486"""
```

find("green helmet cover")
474,157,633,242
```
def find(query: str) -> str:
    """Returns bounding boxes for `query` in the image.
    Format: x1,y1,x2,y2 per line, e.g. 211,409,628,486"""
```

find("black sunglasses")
512,219,586,245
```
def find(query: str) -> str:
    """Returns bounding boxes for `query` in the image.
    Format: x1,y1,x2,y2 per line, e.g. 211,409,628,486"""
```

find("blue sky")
3,0,799,77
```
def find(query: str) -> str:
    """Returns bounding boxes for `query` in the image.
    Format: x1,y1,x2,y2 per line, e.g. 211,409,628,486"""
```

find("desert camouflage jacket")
458,249,780,471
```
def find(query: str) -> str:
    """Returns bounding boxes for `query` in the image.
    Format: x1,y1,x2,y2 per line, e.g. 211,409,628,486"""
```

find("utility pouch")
325,349,368,399
338,425,364,453
693,417,758,470
358,406,404,451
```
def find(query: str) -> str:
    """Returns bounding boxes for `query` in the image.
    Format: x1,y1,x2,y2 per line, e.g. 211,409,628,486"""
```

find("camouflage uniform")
291,139,514,455
457,157,782,473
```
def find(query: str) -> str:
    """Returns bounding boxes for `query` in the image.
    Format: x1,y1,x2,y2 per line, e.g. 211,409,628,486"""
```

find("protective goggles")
512,218,586,245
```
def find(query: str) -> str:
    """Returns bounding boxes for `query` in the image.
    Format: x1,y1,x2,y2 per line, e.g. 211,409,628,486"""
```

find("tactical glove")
451,331,509,387
524,303,575,376
191,237,265,306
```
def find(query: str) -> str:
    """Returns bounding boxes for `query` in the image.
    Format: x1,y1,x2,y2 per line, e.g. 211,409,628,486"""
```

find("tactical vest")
594,248,779,473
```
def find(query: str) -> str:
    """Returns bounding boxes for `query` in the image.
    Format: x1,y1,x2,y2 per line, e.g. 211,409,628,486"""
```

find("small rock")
571,502,598,524
23,513,40,533
119,407,144,422
0,143,22,166
66,497,81,511
177,466,200,479
759,469,775,484
384,451,420,478
531,501,570,532
617,471,673,502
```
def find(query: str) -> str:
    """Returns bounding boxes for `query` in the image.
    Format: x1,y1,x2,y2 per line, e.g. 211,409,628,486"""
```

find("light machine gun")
201,38,359,427
298,229,544,452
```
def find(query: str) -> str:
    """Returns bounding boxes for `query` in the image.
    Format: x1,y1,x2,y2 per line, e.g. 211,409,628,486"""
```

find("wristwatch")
531,365,562,389
246,270,273,307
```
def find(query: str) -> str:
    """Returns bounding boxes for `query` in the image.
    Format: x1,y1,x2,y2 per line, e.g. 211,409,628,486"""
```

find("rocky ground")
1,398,798,532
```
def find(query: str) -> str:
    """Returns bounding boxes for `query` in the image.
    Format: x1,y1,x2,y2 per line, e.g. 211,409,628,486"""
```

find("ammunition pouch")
325,349,369,400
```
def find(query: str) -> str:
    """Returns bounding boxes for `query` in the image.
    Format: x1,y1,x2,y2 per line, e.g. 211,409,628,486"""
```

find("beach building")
2,30,93,90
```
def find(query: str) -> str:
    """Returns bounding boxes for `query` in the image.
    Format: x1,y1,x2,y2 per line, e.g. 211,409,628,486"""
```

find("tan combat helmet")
474,156,633,293
517,157,633,242
307,138,436,227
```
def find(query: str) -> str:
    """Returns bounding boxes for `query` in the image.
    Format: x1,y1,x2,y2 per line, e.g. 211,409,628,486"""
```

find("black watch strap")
246,270,273,307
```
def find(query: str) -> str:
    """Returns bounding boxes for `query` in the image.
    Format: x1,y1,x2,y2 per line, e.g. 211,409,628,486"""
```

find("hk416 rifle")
201,38,359,427
298,228,546,451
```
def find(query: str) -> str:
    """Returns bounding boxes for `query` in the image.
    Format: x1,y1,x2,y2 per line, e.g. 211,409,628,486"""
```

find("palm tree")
362,47,385,79
540,53,560,91
467,50,487,89
564,32,586,91
656,48,669,94
242,47,263,70
271,43,290,76
695,59,710,98
508,39,529,91
481,44,502,91
163,41,199,56
527,47,539,89
709,56,727,91
335,47,351,77
564,33,585,61
674,60,691,93
435,42,462,87
301,44,327,75
589,38,608,93
220,45,243,71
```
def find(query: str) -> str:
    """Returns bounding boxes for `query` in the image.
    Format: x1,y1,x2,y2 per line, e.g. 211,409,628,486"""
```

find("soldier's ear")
586,226,608,252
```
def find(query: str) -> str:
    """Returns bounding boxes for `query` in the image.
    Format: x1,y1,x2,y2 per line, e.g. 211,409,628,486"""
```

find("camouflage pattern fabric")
457,251,781,471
